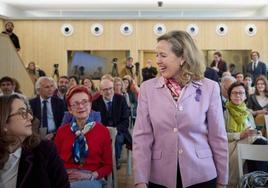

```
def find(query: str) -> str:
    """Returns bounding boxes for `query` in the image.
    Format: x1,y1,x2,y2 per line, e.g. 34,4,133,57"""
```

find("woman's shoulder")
31,140,57,158
94,122,109,131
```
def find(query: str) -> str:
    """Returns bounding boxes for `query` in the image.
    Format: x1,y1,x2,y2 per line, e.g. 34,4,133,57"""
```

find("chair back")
237,143,268,178
107,127,118,188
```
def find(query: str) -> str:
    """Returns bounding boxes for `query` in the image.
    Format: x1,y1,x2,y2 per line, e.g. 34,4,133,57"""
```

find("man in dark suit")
204,67,219,82
29,76,65,140
245,51,267,84
92,78,132,169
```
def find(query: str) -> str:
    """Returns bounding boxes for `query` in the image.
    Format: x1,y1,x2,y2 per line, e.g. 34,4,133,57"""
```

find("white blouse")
0,147,22,188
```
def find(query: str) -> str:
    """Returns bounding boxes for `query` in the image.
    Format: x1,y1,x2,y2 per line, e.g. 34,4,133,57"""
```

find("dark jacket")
92,94,132,146
17,140,70,188
29,96,65,130
210,60,227,78
204,67,219,82
245,61,267,83
2,31,20,50
142,66,158,82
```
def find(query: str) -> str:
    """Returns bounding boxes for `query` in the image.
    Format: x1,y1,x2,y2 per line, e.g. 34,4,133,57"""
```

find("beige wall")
0,33,34,96
0,19,3,32
12,20,268,76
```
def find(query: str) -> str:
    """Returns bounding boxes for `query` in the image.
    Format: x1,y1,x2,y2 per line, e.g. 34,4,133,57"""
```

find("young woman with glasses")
0,94,69,188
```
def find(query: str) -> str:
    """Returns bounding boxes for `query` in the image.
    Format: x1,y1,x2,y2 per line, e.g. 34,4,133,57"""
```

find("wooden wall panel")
12,20,268,76
0,19,4,32
0,33,34,96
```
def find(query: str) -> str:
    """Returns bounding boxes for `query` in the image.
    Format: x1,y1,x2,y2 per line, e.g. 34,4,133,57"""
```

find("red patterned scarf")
165,78,182,101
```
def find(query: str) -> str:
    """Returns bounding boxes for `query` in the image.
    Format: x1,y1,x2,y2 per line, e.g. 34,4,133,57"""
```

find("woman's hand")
135,183,147,188
240,128,257,139
67,170,92,182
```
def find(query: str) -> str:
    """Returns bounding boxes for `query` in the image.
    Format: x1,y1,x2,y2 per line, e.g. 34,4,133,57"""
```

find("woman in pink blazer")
133,31,228,188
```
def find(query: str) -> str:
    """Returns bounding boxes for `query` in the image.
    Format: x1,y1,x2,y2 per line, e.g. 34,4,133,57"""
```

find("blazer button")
173,128,178,132
178,149,183,154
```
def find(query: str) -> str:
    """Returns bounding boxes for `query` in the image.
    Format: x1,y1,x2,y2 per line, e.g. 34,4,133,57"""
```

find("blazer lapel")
180,81,203,103
17,149,33,188
50,97,58,125
36,97,42,121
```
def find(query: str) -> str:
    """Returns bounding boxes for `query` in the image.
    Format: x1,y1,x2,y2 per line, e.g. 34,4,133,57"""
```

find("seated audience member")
13,78,22,94
220,75,236,111
123,75,139,98
81,77,99,100
247,75,268,117
69,76,79,88
235,72,244,83
29,77,65,140
243,73,255,95
204,67,219,82
123,76,138,123
114,77,131,108
225,82,266,187
54,86,112,188
229,63,237,77
222,71,232,78
92,78,132,169
55,76,69,100
0,76,16,96
0,94,69,188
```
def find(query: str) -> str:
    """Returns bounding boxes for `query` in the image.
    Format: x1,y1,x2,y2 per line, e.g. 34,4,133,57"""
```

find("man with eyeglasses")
92,78,132,169
29,76,65,140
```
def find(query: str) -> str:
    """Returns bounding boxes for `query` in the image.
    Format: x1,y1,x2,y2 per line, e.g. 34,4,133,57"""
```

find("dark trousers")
148,164,217,188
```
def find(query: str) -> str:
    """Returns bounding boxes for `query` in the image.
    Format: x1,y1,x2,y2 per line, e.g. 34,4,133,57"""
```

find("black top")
17,140,70,188
142,66,158,82
2,31,20,50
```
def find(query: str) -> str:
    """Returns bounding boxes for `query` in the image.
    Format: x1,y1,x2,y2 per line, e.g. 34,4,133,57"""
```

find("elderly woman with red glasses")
54,85,112,188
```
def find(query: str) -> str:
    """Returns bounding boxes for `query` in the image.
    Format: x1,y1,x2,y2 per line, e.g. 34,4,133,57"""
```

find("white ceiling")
1,0,268,20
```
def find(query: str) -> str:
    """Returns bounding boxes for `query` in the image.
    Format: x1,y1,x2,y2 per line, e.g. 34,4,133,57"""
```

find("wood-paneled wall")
0,19,3,32
0,33,34,96
10,20,268,76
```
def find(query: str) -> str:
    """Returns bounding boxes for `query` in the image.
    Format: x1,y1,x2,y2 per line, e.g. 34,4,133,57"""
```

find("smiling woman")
0,94,70,188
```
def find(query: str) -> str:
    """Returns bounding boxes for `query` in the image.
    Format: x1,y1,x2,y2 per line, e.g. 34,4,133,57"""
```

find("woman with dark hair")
247,75,268,116
81,77,98,96
68,76,79,88
224,82,257,187
123,76,137,123
0,94,69,188
54,85,112,188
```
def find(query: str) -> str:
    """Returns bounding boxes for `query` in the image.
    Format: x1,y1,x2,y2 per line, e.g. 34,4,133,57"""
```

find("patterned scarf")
225,101,249,133
165,78,182,101
70,117,95,164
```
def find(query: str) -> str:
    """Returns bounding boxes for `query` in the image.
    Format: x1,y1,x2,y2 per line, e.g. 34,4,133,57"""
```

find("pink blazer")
133,77,228,188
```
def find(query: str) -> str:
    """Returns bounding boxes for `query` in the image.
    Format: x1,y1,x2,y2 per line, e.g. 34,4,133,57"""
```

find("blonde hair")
157,30,205,85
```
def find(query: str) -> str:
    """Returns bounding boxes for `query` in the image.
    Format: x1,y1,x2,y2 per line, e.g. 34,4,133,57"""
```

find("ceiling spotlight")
157,1,163,7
